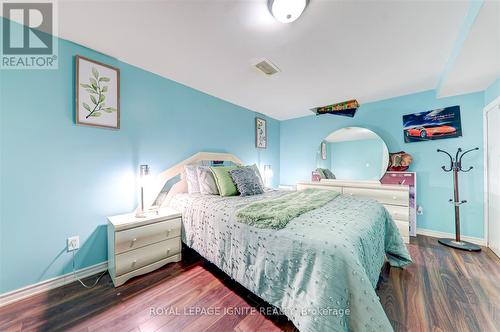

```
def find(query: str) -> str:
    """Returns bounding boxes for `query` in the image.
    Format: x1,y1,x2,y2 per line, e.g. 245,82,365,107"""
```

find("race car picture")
405,125,457,139
403,106,462,143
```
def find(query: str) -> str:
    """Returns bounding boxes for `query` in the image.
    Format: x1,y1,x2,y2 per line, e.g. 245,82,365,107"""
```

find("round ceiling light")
268,0,308,24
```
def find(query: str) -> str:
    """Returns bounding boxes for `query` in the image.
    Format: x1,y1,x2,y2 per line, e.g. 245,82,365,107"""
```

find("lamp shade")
139,164,150,178
263,164,273,187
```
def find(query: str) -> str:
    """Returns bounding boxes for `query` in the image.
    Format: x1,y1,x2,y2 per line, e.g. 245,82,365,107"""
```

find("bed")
145,152,412,332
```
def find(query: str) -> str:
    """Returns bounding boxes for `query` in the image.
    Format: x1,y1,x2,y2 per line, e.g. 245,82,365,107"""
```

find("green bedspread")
236,189,340,229
170,190,412,332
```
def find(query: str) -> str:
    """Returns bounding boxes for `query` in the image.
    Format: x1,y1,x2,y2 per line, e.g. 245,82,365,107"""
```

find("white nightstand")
107,208,182,287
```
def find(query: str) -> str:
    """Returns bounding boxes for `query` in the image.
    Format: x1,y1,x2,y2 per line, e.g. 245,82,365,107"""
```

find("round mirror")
316,127,389,181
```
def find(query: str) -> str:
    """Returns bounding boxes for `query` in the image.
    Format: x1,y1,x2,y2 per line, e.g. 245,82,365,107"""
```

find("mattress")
169,190,411,332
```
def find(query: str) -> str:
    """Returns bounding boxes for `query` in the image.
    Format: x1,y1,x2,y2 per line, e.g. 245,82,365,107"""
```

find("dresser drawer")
394,219,409,238
115,218,181,254
343,187,409,206
115,237,181,276
384,205,409,221
297,184,342,193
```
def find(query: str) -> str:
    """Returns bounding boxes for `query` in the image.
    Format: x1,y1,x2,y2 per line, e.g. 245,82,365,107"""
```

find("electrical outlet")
417,205,423,215
67,236,79,252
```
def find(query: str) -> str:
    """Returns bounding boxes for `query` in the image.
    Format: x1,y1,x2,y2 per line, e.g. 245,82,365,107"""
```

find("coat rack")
437,147,480,252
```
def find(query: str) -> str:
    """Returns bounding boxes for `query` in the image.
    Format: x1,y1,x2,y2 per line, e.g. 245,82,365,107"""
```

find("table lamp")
136,164,150,218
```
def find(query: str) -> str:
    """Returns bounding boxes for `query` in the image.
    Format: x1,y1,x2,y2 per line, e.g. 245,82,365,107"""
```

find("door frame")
483,96,500,253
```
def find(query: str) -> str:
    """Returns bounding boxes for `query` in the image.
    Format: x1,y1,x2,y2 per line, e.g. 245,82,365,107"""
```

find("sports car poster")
403,105,462,143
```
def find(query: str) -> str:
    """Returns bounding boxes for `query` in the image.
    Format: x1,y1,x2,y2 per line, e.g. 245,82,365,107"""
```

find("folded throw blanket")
236,189,340,229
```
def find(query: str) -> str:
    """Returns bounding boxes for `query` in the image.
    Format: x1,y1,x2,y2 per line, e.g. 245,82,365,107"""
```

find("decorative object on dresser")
436,147,480,252
76,55,120,129
107,208,182,287
255,117,267,148
381,172,417,236
297,180,410,243
387,151,413,171
311,170,321,182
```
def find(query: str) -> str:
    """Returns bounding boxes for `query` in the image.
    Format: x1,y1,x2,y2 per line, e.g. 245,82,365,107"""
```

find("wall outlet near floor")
67,236,80,252
417,205,423,215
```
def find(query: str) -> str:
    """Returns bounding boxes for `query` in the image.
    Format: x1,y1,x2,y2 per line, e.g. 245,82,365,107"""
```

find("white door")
487,102,500,257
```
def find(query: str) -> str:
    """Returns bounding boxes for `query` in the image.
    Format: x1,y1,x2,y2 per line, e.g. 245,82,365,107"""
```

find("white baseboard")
417,228,486,246
0,261,108,307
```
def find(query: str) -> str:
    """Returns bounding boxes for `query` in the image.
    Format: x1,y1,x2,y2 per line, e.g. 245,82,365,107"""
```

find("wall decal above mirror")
315,127,389,181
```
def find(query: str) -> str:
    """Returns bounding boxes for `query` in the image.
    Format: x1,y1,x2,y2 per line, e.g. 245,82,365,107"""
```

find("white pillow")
185,165,200,193
197,166,219,195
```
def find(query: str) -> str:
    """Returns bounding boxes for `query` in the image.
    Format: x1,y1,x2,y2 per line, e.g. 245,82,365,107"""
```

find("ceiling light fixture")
268,0,308,24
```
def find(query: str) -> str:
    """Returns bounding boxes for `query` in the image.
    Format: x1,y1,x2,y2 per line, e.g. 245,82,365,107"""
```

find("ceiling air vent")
254,58,280,76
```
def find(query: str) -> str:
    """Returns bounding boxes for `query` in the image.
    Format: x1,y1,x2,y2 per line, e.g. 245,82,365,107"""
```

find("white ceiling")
438,0,500,98
49,1,497,119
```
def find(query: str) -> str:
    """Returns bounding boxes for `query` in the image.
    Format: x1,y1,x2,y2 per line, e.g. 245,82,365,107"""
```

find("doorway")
485,97,500,257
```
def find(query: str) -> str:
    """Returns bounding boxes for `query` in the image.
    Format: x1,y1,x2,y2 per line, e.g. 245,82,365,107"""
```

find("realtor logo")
1,1,58,69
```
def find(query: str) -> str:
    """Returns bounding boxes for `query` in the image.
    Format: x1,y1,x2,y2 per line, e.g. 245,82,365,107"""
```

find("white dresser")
107,208,182,287
297,180,410,243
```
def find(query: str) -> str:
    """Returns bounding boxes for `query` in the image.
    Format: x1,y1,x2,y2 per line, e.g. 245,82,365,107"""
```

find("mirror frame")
317,127,389,182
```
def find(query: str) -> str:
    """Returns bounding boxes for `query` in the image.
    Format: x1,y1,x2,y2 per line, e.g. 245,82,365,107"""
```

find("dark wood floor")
0,235,498,332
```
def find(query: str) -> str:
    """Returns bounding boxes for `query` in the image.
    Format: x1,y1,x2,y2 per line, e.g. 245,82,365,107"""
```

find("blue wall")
1,19,498,296
0,37,280,293
280,90,485,239
329,139,384,181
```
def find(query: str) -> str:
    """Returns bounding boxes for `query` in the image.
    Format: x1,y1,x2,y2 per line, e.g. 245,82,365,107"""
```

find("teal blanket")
171,190,412,332
236,189,340,229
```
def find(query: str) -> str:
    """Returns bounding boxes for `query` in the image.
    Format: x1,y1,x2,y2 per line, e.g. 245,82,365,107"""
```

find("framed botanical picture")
321,141,327,160
76,55,120,129
255,117,267,148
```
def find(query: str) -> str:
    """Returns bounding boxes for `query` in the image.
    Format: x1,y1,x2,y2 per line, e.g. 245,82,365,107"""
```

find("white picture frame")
255,117,267,148
321,141,327,160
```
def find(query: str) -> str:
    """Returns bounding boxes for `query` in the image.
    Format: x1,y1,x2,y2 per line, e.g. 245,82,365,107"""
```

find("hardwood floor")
0,235,498,332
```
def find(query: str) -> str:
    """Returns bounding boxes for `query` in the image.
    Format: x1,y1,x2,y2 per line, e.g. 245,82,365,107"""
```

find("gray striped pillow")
229,167,264,196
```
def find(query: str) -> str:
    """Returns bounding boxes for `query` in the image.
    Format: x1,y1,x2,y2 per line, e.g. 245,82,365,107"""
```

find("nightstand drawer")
115,218,181,254
115,237,181,276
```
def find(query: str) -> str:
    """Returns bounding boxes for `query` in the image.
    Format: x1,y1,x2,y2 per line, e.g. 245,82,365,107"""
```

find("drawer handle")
392,196,397,200
167,248,171,254
132,259,137,266
166,229,171,237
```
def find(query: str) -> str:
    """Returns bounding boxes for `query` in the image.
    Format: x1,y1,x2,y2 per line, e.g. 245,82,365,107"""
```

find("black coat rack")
437,147,480,252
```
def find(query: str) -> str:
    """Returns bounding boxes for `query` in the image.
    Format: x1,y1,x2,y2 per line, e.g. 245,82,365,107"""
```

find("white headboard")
141,152,243,212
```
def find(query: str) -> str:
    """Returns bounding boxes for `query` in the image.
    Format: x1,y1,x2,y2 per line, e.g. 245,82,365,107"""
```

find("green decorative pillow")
210,166,239,196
